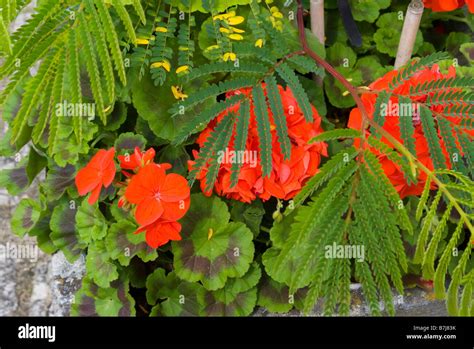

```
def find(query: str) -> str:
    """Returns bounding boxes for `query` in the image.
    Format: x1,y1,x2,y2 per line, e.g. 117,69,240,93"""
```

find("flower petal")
76,167,101,195
135,197,164,226
88,184,102,205
161,196,190,221
160,173,190,202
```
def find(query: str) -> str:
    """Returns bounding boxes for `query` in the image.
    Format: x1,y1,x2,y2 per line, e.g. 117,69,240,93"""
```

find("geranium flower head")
118,147,168,177
189,84,327,203
125,163,191,226
348,64,470,198
75,148,116,204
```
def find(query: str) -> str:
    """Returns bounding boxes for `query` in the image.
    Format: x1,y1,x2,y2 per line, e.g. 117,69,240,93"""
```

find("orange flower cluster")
190,84,328,203
76,147,190,248
423,0,474,12
348,64,471,198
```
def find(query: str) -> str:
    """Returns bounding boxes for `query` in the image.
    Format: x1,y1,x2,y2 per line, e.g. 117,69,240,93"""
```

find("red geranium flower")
190,84,327,203
348,64,472,198
423,0,474,13
75,148,116,204
125,163,190,226
135,219,182,248
118,146,168,175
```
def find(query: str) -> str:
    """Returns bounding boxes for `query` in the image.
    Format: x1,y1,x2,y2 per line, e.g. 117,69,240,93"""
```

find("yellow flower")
230,26,245,33
136,38,150,45
213,11,235,20
255,38,264,48
171,86,188,100
179,46,190,51
155,26,168,33
227,16,244,25
161,61,171,72
150,60,171,72
150,62,163,68
176,65,189,74
223,52,237,62
272,11,283,19
204,44,220,52
228,33,243,41
270,6,279,13
219,27,232,34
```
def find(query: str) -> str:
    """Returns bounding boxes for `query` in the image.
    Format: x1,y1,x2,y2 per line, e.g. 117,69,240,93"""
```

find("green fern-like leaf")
77,11,106,123
204,114,235,191
84,0,115,106
388,52,450,90
111,0,137,44
230,100,251,188
265,75,291,160
173,94,244,145
309,129,362,143
95,0,127,85
290,147,359,210
66,29,83,144
419,106,447,169
252,84,273,177
398,96,416,156
413,190,443,264
276,62,313,122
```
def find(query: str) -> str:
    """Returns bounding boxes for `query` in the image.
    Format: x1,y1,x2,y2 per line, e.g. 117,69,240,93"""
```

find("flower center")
154,191,162,200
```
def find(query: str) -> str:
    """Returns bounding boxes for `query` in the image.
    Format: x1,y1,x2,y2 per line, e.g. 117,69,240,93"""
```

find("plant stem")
394,0,424,69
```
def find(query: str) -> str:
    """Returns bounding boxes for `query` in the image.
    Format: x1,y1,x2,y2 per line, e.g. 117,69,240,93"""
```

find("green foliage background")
1,0,473,316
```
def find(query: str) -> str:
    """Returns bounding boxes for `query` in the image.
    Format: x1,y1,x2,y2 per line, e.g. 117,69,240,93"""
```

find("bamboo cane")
310,0,324,85
394,0,424,69
310,0,325,45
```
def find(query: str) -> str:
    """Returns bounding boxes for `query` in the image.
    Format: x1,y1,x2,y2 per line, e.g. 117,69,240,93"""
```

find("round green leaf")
173,194,254,290
11,198,41,237
146,268,205,316
199,263,261,316
76,200,108,244
50,199,86,263
114,132,147,154
85,240,119,288
106,220,158,266
41,164,76,201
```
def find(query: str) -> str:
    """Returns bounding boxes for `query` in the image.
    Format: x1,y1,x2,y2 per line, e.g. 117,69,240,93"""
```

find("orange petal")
102,160,116,187
160,173,190,202
145,221,182,248
88,184,102,205
161,196,190,221
143,148,156,164
76,167,100,196
135,197,164,226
